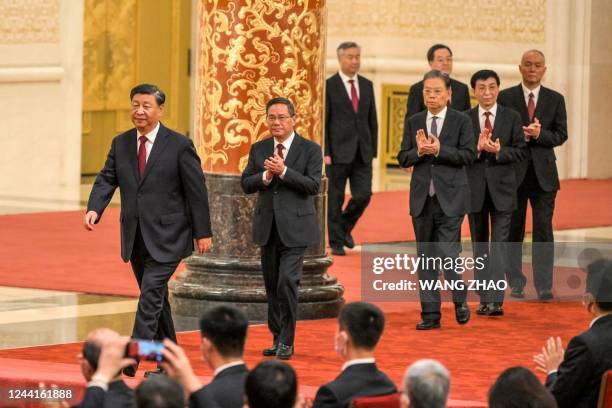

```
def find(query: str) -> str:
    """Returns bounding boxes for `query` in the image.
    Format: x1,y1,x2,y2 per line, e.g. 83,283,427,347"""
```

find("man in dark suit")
325,42,378,256
313,302,397,408
245,361,299,408
498,50,568,300
161,305,249,408
241,97,322,360
398,70,476,330
405,44,471,120
534,259,612,408
465,70,526,316
84,84,212,376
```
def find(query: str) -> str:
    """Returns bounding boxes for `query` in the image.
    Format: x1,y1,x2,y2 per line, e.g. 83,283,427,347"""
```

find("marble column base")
170,173,344,328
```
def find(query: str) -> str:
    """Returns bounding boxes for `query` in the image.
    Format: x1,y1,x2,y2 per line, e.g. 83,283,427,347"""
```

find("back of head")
488,367,557,408
136,375,184,408
246,360,297,408
339,302,385,350
403,359,449,408
81,328,119,376
200,305,248,357
586,258,612,311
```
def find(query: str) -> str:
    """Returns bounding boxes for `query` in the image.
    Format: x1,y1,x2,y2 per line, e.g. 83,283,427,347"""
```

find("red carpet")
0,179,610,297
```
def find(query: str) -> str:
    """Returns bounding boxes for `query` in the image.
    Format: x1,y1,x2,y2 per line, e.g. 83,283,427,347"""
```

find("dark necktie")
348,79,359,113
527,92,535,122
428,116,438,196
138,135,147,178
276,143,284,159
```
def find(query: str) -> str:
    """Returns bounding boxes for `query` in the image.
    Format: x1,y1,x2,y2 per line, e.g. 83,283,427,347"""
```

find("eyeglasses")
266,115,293,123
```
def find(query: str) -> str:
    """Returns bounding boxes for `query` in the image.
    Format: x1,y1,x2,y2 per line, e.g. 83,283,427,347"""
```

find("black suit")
189,364,248,408
498,84,568,293
466,105,526,303
546,314,612,408
398,108,475,320
241,133,322,346
87,123,212,342
313,363,397,408
406,78,471,119
325,73,378,249
77,380,135,408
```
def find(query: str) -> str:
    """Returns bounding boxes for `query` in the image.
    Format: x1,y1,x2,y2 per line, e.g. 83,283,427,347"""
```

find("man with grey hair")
401,359,450,408
325,41,378,256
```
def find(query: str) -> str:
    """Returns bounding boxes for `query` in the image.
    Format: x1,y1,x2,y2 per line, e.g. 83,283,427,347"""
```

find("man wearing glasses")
241,97,323,360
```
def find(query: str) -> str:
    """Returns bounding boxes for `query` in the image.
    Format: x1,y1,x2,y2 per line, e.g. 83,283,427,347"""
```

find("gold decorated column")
170,0,344,324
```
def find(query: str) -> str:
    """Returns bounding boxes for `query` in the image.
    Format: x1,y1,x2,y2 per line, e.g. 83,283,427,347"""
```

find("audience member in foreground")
488,366,557,408
313,302,396,407
533,258,612,408
245,360,301,408
135,375,184,408
161,305,249,408
401,359,450,408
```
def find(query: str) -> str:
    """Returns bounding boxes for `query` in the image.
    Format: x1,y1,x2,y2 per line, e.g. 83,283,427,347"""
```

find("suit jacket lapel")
284,133,302,169
125,129,140,183
334,73,357,114
140,123,170,186
533,86,547,121
357,75,368,114
438,109,455,140
512,84,531,125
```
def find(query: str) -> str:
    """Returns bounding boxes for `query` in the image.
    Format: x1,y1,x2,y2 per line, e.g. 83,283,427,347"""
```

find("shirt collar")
137,121,160,144
213,361,245,377
338,70,358,84
427,106,447,121
522,83,541,99
341,357,375,372
478,103,498,118
274,131,296,151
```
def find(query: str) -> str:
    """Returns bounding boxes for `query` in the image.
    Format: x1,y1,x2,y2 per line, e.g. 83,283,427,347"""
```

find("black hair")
427,44,452,63
82,341,101,371
422,70,451,89
337,41,360,56
470,69,501,89
245,361,297,408
200,305,248,357
586,259,612,311
266,97,295,117
488,367,557,408
136,375,184,408
130,83,166,106
339,302,385,349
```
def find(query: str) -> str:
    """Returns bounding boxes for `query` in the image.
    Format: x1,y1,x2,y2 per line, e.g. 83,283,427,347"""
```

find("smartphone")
126,340,164,362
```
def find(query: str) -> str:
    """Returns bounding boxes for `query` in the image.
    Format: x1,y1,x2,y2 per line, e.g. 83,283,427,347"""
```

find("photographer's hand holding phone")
92,337,136,389
160,339,203,395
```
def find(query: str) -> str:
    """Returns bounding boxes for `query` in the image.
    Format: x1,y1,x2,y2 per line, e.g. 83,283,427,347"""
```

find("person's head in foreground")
335,301,385,360
488,366,557,408
401,359,449,408
199,304,248,369
583,258,612,317
245,360,298,408
136,374,185,408
79,328,121,382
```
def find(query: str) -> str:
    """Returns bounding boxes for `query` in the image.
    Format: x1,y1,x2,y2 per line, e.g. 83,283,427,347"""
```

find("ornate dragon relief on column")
196,0,326,174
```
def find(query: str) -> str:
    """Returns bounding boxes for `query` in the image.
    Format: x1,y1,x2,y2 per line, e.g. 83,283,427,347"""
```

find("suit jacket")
397,108,476,218
325,73,378,164
465,105,526,213
546,314,612,408
406,78,471,120
241,133,322,247
189,364,248,408
312,363,397,408
77,380,135,408
87,123,212,263
497,84,568,191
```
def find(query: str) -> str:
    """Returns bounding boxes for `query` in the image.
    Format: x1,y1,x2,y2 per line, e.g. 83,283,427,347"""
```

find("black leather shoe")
487,303,504,316
344,232,355,249
416,320,440,330
455,303,471,325
122,362,138,377
538,290,554,301
144,367,165,378
510,286,525,298
476,303,489,315
262,341,278,356
276,344,293,360
331,246,346,256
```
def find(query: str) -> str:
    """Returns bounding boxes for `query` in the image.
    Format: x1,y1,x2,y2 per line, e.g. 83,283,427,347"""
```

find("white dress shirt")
426,106,447,137
262,131,295,184
478,103,498,132
522,83,541,108
213,360,245,377
341,357,375,372
338,70,360,99
136,121,160,161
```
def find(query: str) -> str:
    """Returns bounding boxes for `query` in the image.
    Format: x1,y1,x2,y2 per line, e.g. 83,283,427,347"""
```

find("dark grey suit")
189,364,248,408
241,133,322,345
325,73,378,249
465,105,526,303
87,123,212,342
498,84,568,294
406,78,471,120
77,380,135,408
398,108,476,320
